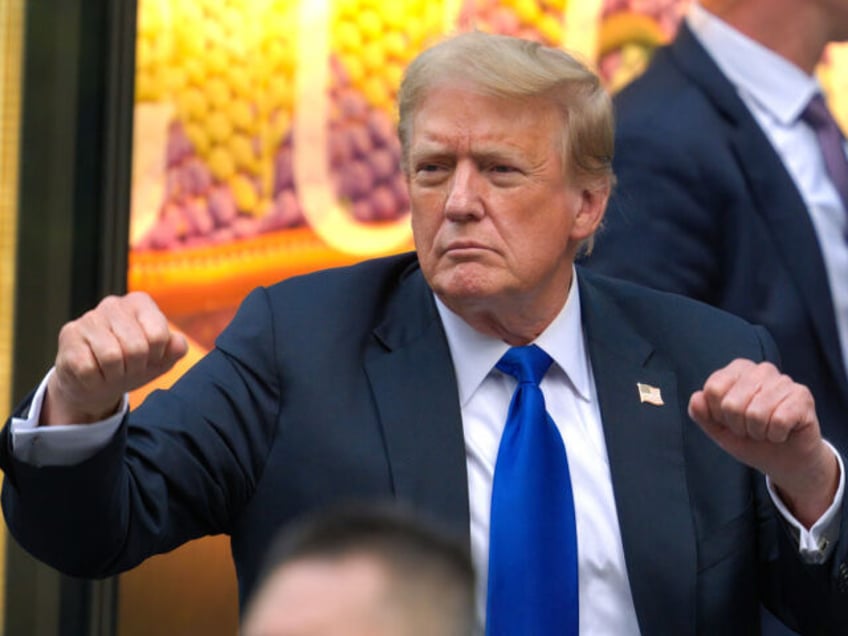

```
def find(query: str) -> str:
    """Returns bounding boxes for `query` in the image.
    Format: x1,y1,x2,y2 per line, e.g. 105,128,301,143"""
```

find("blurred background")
2,0,848,633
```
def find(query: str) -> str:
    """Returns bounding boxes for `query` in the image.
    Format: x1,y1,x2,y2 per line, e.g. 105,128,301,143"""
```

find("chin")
430,264,501,303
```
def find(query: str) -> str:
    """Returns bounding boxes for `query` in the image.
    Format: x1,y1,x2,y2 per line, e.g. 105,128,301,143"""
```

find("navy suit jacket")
2,253,847,634
583,24,848,458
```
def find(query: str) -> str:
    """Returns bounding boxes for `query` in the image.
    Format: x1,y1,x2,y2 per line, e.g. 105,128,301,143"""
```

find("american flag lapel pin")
637,383,664,406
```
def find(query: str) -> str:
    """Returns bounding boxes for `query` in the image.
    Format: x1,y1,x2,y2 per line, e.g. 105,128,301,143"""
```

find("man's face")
241,555,398,636
407,84,606,325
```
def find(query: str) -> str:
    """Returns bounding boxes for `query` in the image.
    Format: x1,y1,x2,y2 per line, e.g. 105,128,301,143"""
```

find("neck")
441,275,573,347
699,0,831,74
461,308,558,347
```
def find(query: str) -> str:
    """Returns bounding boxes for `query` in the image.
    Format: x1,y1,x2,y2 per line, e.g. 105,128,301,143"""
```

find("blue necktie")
486,345,579,636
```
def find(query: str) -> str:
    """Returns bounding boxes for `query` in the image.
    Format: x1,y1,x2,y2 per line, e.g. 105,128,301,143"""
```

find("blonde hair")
397,31,614,187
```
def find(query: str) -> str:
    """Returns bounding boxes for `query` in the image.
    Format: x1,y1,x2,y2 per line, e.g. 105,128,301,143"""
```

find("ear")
569,178,611,241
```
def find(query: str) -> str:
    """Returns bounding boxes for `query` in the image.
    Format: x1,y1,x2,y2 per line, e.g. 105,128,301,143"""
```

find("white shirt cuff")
767,440,844,564
10,368,129,467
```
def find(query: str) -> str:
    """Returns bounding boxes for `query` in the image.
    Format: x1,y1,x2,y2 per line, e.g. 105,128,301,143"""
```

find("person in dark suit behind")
1,31,846,635
241,503,476,636
582,6,848,628
583,0,848,458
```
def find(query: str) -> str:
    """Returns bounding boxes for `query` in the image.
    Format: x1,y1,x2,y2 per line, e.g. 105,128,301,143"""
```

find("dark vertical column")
7,0,137,634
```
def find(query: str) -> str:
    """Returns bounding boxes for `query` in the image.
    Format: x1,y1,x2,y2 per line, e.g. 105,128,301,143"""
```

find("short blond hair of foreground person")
241,505,476,636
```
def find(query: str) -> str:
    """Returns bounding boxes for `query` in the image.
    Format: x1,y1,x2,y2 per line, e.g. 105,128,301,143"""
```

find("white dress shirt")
688,2,848,380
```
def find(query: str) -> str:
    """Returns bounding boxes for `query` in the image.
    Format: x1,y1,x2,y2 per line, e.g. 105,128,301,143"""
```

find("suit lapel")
579,271,696,636
670,24,848,403
363,263,471,542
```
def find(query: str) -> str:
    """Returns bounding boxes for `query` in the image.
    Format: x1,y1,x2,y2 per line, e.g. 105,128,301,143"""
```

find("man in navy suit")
584,0,848,458
1,31,846,634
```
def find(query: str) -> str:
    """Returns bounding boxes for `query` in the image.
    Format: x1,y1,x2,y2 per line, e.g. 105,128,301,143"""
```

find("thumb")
688,390,731,445
164,332,189,366
688,390,710,426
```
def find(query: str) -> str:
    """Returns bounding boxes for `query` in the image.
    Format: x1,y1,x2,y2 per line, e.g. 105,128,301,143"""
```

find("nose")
444,161,484,221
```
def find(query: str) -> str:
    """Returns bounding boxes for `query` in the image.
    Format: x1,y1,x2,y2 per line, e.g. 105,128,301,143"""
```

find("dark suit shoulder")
584,28,767,299
579,266,761,331
216,252,430,358
615,48,707,129
267,252,420,303
260,252,423,328
577,267,775,363
613,26,743,145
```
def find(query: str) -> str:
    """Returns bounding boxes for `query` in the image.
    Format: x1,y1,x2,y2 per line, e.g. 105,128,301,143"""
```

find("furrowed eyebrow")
411,145,520,162
475,149,519,164
410,139,450,155
410,152,453,168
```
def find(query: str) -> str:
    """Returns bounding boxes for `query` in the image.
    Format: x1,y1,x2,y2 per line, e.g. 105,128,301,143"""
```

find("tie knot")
496,344,553,386
802,93,840,133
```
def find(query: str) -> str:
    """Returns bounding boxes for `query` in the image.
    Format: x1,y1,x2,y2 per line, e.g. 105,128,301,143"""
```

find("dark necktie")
801,93,848,241
486,345,578,636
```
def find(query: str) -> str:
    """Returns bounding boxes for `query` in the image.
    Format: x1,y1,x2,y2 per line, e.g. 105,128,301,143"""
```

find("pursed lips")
442,241,494,257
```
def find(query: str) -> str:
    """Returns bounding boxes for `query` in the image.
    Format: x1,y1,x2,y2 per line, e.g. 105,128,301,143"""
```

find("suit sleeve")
748,325,848,630
0,286,283,578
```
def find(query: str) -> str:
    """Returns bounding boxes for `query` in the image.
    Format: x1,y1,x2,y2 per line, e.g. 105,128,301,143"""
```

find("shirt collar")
686,2,820,124
435,268,592,406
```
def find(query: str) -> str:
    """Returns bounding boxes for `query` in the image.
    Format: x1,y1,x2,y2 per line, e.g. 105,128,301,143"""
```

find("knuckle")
97,294,122,312
97,341,126,369
746,402,770,426
702,377,725,400
57,322,77,347
122,336,150,362
775,372,793,388
147,321,171,345
760,360,778,374
58,346,97,379
795,382,815,407
728,358,755,376
719,392,745,416
127,290,155,312
126,290,151,302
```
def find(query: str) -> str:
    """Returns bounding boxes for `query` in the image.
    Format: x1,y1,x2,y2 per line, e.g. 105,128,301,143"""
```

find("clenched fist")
689,359,839,528
43,292,188,426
